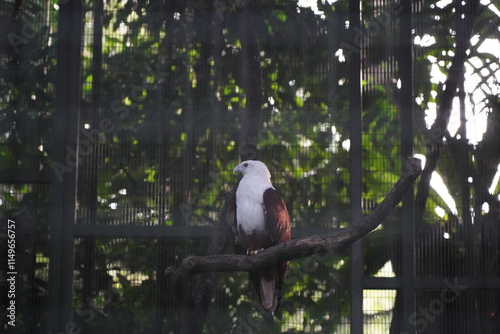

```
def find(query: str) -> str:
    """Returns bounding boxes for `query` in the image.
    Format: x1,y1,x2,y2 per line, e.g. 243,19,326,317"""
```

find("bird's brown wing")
262,188,291,312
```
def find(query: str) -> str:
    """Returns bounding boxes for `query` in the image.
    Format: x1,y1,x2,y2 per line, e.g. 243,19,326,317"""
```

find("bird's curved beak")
233,164,242,174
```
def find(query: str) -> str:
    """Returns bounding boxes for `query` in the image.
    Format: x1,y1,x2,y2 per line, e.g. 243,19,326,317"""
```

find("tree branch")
414,0,480,228
166,157,422,285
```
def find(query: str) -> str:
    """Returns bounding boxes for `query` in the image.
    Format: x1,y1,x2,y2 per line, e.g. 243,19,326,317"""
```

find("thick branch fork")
166,157,421,284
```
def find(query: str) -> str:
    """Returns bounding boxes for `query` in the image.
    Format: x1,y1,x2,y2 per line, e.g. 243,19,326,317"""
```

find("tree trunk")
175,1,264,329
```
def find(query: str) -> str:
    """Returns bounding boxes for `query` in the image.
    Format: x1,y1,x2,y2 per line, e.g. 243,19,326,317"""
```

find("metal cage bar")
47,0,84,332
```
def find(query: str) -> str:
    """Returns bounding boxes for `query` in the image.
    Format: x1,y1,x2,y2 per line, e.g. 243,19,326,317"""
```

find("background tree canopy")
0,0,499,333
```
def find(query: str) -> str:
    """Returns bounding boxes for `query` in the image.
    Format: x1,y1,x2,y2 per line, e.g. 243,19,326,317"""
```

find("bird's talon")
248,248,264,255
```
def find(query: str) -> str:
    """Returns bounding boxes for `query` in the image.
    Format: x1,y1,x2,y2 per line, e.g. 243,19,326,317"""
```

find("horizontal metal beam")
363,276,500,290
72,225,500,290
74,225,341,239
414,276,500,290
74,225,215,238
363,277,403,289
0,169,54,183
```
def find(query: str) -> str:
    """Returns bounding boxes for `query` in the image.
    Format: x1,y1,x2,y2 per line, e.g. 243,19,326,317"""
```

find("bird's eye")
243,163,248,167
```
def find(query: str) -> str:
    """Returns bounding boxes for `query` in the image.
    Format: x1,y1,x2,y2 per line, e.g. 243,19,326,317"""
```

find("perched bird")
233,160,291,313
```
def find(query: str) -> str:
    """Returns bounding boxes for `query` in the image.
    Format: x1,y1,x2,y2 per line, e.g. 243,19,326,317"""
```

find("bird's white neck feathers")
234,160,275,236
234,160,274,204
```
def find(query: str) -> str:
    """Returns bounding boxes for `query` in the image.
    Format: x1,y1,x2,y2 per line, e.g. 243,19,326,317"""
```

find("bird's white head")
233,160,272,180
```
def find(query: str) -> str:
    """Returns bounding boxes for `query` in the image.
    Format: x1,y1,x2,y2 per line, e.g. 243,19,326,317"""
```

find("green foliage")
1,0,499,332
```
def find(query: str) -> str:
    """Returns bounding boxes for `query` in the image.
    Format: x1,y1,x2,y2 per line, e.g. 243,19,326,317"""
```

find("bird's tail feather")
260,268,277,311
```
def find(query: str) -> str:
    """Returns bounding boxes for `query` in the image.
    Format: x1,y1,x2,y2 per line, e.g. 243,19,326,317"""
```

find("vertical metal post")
349,0,363,332
399,0,415,332
82,1,102,331
47,0,83,332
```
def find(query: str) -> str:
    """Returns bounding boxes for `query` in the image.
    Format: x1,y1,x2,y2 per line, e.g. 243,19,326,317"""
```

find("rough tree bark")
167,157,422,333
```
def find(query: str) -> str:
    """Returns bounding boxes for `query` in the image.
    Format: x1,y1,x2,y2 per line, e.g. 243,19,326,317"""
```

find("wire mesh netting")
75,1,354,332
77,1,353,230
1,0,499,333
0,0,55,171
